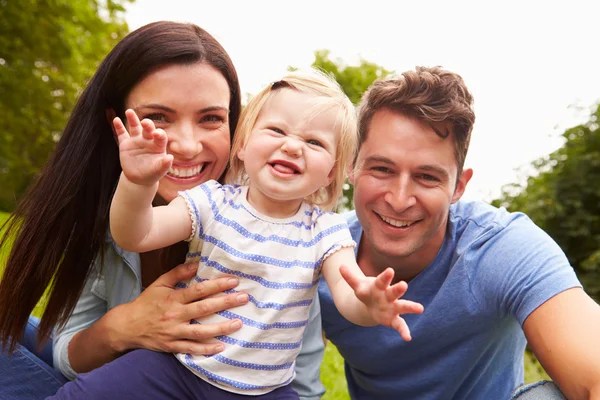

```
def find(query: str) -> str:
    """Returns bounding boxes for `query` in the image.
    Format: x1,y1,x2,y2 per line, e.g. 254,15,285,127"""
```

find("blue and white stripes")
175,181,355,395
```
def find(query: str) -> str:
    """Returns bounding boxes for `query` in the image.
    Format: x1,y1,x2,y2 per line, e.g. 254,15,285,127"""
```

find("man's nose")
383,177,417,212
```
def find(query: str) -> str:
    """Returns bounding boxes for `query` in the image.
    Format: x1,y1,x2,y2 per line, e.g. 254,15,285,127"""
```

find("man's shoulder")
449,200,535,238
449,200,560,262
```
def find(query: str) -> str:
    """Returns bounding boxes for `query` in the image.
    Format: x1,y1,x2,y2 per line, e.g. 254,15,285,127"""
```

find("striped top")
175,180,355,395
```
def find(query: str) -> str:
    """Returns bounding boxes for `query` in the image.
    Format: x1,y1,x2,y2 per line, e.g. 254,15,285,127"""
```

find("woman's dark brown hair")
0,21,242,350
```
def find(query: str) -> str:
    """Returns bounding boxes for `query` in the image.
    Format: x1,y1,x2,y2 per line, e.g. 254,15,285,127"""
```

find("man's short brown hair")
357,66,475,179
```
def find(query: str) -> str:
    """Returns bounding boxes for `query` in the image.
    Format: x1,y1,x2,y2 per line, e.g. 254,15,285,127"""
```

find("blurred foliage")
0,0,131,211
310,50,393,209
492,104,600,301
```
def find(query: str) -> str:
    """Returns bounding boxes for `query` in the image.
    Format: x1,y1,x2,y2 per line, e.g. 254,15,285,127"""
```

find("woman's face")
125,62,231,202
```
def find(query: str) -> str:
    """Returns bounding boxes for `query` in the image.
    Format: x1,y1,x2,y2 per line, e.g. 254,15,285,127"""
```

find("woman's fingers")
175,276,242,305
151,263,199,289
181,319,243,343
167,340,226,356
181,292,248,321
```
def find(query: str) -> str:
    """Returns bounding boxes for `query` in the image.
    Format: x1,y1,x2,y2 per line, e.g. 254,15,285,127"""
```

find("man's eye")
372,166,391,173
419,174,439,182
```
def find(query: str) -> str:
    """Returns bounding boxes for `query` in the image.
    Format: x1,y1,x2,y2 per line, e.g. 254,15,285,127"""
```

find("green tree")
0,0,131,211
493,104,600,300
310,50,393,209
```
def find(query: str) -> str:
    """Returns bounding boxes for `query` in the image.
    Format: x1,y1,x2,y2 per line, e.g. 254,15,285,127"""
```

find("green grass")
0,210,549,394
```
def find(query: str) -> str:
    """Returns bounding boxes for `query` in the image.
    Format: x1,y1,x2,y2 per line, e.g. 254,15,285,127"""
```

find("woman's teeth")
167,164,205,178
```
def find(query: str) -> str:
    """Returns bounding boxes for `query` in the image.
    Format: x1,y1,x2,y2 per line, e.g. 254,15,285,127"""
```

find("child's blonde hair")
226,69,357,211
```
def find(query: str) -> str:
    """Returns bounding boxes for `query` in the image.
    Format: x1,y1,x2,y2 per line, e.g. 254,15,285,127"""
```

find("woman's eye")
307,139,323,147
201,115,224,123
143,113,168,123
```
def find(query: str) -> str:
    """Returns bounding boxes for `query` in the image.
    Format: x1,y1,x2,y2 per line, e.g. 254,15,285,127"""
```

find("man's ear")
106,109,119,143
451,168,473,204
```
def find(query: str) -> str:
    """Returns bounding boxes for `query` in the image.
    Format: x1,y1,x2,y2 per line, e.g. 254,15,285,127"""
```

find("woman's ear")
106,109,119,144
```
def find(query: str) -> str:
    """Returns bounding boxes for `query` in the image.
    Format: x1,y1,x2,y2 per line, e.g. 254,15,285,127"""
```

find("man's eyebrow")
363,155,396,165
418,164,450,180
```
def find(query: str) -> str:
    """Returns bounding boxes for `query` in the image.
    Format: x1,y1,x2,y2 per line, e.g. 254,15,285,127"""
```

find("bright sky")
125,0,600,201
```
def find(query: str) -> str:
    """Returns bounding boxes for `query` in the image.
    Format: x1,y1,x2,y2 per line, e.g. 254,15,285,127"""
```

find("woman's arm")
55,263,248,377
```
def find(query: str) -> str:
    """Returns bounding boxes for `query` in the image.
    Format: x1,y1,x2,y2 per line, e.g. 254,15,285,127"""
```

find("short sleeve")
467,212,581,325
313,211,356,269
178,180,226,243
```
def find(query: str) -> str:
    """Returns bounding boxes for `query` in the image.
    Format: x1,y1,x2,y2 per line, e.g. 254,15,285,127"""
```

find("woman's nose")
167,124,203,159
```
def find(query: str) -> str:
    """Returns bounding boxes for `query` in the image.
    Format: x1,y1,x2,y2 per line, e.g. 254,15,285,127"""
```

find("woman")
0,21,324,399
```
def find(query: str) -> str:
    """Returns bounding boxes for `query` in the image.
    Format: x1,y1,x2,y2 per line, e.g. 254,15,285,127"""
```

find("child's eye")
307,139,323,147
269,127,285,135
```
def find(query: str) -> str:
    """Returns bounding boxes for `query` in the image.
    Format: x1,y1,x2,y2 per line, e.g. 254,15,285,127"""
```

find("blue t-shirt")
318,200,581,400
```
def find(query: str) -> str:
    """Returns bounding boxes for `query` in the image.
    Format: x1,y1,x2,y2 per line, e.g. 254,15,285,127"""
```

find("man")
316,66,600,399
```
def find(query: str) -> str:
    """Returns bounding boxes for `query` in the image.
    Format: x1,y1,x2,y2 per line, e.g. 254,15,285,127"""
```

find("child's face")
238,89,338,216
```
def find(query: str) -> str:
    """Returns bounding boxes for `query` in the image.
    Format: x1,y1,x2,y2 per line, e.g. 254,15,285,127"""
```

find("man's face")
350,109,472,272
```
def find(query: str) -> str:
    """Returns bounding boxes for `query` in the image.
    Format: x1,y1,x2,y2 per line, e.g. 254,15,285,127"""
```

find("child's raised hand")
339,265,424,341
113,109,174,186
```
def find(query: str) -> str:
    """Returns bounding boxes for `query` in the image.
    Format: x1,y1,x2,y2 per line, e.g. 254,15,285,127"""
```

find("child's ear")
325,166,336,186
237,147,246,161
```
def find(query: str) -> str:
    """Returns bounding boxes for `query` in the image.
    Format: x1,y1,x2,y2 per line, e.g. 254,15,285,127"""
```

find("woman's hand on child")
339,265,424,341
112,263,249,355
113,109,174,186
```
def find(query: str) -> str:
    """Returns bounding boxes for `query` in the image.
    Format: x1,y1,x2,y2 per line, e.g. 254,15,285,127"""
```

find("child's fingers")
392,316,412,342
394,299,424,315
140,118,157,140
374,267,395,290
339,265,362,292
152,128,169,149
112,117,130,145
124,109,142,136
386,280,408,302
161,154,174,170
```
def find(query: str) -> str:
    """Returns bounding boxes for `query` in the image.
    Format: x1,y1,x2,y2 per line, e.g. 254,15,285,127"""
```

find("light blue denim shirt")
52,233,325,399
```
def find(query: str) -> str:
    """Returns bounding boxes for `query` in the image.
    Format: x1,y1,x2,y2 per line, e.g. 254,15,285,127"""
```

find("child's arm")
321,247,424,341
110,109,191,252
